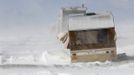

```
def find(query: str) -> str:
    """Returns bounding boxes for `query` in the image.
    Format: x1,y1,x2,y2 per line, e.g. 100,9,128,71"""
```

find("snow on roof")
69,12,115,31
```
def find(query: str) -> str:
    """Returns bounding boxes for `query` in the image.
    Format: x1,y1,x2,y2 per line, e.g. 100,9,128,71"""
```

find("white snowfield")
0,23,134,75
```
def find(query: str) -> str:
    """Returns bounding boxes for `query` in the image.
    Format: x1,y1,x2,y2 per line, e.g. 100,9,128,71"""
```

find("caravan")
57,6,117,62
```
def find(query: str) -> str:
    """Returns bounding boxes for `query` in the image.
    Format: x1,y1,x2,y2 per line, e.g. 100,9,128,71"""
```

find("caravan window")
69,28,116,50
75,29,108,44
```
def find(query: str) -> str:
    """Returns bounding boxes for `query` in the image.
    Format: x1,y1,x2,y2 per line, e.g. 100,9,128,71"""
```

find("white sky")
0,0,133,28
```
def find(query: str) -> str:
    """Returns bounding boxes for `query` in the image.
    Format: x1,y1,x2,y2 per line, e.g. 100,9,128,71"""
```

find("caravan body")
57,6,117,62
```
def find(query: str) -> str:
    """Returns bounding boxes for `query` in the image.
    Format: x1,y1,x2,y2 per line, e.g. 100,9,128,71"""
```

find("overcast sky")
0,0,134,28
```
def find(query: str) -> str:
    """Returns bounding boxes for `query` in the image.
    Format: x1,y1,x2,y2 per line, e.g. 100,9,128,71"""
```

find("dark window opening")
85,12,96,16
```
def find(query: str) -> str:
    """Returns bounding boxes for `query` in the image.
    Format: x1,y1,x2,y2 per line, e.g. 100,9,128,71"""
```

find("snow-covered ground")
0,23,134,75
